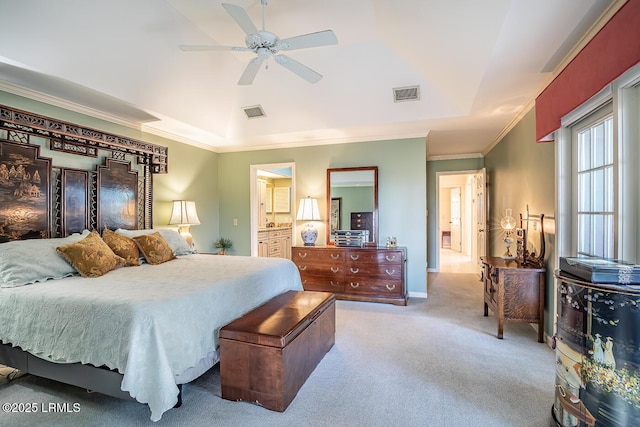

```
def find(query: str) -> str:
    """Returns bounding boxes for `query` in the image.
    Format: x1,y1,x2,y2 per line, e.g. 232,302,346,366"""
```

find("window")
572,108,615,258
558,65,640,264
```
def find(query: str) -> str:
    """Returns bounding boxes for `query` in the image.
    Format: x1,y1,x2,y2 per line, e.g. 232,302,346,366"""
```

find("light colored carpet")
0,273,555,426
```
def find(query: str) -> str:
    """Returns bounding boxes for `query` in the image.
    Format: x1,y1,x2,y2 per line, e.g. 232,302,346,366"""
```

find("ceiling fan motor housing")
246,31,279,53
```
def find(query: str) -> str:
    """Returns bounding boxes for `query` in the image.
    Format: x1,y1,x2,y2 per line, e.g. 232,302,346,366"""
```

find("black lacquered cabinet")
552,272,640,427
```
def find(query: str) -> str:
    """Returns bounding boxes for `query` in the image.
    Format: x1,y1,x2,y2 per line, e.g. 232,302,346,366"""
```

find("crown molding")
427,152,483,161
0,80,142,130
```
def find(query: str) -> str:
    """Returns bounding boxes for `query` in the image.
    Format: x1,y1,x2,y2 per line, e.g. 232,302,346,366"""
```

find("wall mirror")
326,166,378,245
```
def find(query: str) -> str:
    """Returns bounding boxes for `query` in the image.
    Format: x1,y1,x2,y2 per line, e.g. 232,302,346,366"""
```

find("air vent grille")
243,105,266,118
393,85,420,102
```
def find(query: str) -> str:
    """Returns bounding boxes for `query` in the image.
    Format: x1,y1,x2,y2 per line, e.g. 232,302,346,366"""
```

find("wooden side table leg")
484,301,488,317
497,316,504,339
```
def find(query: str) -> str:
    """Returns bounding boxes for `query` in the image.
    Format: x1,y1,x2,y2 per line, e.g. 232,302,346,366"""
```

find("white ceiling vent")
243,105,266,119
393,85,420,102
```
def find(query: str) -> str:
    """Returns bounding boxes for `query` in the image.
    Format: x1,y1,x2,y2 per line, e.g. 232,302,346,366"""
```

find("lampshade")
169,200,200,248
296,197,321,221
169,200,201,226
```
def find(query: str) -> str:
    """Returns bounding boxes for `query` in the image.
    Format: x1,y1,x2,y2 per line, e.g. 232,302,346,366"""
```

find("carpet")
0,272,555,426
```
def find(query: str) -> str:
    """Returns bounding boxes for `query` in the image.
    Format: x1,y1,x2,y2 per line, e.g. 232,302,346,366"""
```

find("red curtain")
535,0,640,141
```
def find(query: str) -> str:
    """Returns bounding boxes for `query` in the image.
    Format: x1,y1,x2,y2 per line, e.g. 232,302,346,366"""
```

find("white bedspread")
0,254,303,421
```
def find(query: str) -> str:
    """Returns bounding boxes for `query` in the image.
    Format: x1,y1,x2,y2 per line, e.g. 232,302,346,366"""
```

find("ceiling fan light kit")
179,1,338,85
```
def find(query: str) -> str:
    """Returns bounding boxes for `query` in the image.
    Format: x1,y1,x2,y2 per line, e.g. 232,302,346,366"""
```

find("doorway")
249,163,296,256
437,170,486,274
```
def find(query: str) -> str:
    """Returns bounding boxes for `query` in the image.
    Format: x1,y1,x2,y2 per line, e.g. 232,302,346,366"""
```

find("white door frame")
250,162,296,256
435,169,482,272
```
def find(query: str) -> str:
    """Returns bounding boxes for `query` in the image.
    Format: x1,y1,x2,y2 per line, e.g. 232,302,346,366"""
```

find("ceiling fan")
179,1,338,85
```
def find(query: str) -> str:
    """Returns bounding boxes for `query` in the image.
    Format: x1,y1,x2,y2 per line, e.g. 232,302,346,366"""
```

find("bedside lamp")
500,208,517,259
169,200,201,247
296,197,321,246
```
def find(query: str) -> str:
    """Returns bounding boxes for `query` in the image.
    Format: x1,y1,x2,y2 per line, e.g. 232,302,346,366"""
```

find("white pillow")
115,228,194,256
0,230,91,288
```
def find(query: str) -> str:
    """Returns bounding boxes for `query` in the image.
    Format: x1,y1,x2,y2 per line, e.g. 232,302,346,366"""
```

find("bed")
0,230,303,421
0,113,306,421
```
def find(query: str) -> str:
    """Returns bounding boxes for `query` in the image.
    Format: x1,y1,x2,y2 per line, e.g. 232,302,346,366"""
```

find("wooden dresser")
291,246,407,305
480,256,545,342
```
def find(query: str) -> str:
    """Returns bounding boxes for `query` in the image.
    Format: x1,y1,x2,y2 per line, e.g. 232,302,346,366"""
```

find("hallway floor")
440,248,478,274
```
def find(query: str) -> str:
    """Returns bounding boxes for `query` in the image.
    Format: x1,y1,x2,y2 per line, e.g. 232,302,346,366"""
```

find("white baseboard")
409,291,427,299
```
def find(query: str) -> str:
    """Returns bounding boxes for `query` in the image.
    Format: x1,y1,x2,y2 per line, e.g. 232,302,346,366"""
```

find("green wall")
484,107,556,336
0,91,219,251
218,138,428,296
426,157,484,269
0,91,426,295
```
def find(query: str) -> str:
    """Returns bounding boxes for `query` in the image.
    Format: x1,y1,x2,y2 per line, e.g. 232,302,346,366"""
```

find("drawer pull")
385,255,396,261
350,255,360,260
331,267,340,273
298,253,307,259
302,279,307,284
350,268,359,274
330,281,340,287
385,269,396,275
330,254,340,259
350,282,360,288
299,266,307,271
385,284,396,291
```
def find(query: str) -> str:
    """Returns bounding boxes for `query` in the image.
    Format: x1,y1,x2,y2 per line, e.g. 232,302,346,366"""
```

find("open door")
450,187,461,252
473,168,487,276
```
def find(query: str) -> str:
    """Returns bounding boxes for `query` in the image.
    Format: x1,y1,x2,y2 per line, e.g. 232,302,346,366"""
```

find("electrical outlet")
233,219,238,226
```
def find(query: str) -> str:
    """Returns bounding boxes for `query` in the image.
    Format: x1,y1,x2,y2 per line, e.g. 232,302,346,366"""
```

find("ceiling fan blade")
278,30,338,51
275,54,322,84
238,56,265,85
179,45,251,52
222,3,258,36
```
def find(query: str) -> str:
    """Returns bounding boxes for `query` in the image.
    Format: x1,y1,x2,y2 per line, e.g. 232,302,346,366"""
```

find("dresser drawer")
345,250,403,265
299,276,344,293
346,264,402,281
294,249,343,263
345,280,403,297
295,262,343,279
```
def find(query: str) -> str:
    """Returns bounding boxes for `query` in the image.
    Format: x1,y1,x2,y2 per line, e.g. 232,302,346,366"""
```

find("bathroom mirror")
326,166,378,245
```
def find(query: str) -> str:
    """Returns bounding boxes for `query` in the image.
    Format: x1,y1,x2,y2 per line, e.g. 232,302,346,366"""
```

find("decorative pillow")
132,232,176,265
116,228,195,256
156,229,194,256
56,231,126,278
0,230,91,288
102,228,140,266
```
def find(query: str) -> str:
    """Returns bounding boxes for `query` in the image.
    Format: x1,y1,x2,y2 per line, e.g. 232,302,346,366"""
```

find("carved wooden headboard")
0,105,168,243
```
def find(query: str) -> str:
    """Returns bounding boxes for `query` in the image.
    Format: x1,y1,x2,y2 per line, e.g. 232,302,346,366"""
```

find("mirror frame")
326,166,378,246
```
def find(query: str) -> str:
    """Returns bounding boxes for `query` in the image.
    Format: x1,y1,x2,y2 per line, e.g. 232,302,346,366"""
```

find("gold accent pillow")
133,232,176,265
56,231,126,278
102,228,140,266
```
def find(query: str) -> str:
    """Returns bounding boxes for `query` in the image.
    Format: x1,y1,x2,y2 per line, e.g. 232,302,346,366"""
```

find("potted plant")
214,237,233,255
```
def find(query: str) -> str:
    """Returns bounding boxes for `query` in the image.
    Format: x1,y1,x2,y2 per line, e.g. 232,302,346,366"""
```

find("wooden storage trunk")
219,290,335,412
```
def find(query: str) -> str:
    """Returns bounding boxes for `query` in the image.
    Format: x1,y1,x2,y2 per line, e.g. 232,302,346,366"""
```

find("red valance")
535,0,640,141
